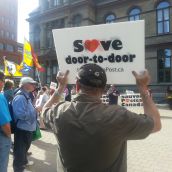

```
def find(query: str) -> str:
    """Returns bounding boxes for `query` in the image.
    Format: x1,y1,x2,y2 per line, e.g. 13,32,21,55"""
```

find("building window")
6,31,10,39
105,14,116,23
34,26,40,50
0,43,4,50
6,44,14,52
156,1,170,34
10,20,14,26
53,0,60,6
11,20,15,26
129,8,141,21
158,49,171,82
1,16,4,23
72,14,82,27
5,18,10,25
0,30,4,37
46,63,51,84
11,33,15,40
52,61,58,82
46,30,52,48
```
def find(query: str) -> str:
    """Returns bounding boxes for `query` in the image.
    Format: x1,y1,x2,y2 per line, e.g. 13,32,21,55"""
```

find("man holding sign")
42,64,161,172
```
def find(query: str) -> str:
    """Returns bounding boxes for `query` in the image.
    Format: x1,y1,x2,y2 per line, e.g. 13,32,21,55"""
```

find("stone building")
0,0,22,69
28,0,172,98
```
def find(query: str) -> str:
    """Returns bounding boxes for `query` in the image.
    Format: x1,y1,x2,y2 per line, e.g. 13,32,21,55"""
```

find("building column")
49,0,54,8
40,23,46,54
40,0,47,12
47,23,53,48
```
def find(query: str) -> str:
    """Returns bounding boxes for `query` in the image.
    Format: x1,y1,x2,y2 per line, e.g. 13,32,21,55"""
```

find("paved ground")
127,107,172,172
8,107,172,172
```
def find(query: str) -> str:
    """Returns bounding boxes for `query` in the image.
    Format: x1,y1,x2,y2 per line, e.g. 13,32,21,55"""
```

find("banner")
120,94,143,107
22,39,45,72
53,20,145,84
23,39,34,67
4,59,23,77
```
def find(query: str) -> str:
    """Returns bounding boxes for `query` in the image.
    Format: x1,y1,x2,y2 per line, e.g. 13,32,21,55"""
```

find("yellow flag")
23,39,34,67
4,59,23,77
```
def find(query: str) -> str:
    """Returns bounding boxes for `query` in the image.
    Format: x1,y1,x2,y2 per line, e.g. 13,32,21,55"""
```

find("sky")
18,0,39,43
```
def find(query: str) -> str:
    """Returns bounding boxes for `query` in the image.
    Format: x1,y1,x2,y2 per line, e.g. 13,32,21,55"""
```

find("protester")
42,64,161,172
0,71,11,172
64,86,71,101
3,79,15,155
71,86,76,95
12,77,39,172
35,86,50,129
37,86,50,110
3,79,15,102
107,84,120,105
30,83,42,105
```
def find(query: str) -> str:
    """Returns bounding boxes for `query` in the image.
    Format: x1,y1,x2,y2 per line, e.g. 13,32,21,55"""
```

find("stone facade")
28,0,172,95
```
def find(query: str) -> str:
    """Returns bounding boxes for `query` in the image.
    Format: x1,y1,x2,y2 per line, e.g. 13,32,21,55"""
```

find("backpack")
8,92,29,133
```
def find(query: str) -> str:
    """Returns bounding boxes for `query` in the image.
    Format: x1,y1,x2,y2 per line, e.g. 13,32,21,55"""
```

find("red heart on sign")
84,39,99,52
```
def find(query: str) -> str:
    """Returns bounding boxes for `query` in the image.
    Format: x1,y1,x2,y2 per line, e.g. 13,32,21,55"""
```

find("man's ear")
76,80,80,93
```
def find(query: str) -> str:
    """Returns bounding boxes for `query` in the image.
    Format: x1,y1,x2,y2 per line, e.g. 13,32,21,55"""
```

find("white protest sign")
50,82,57,90
120,94,143,107
53,20,145,84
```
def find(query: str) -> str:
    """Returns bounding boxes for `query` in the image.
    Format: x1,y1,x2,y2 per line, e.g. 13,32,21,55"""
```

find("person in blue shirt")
0,71,11,172
12,77,39,172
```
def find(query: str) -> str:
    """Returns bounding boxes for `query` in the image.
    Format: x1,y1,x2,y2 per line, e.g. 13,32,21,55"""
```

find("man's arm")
43,70,69,110
132,70,161,133
1,123,11,137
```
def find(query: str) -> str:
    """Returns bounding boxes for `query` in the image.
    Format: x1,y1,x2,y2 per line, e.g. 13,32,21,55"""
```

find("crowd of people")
0,63,163,172
0,70,74,172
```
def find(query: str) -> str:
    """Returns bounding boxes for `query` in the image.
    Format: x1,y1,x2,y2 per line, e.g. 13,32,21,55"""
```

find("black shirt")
42,93,154,172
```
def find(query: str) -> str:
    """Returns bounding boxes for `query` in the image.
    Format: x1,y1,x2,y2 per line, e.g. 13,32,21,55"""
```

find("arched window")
158,48,172,82
157,1,170,34
105,14,116,23
129,8,141,21
72,15,82,27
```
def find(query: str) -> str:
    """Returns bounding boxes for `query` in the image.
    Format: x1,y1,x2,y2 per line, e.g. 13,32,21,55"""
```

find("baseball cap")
20,77,37,86
77,64,107,88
